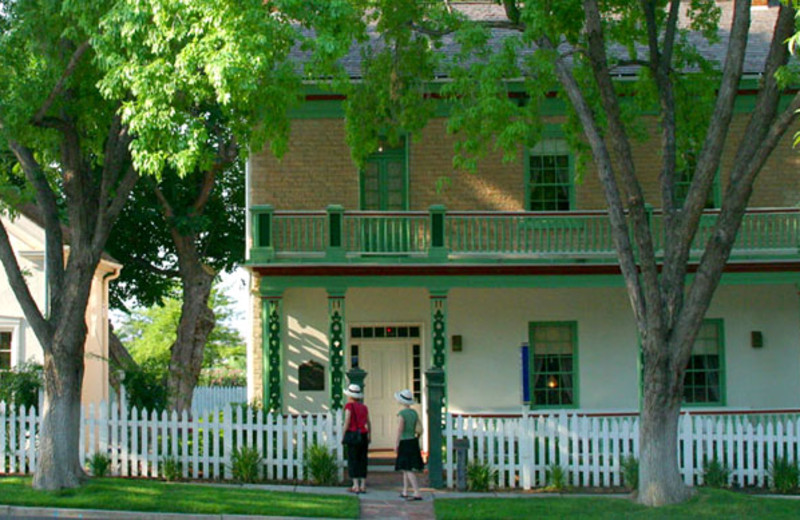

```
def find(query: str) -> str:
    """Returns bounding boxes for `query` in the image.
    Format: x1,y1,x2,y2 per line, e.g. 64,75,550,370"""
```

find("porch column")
262,293,283,412
426,367,445,489
328,289,347,410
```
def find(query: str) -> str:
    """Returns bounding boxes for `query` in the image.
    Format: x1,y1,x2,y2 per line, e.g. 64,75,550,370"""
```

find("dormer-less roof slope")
293,2,781,81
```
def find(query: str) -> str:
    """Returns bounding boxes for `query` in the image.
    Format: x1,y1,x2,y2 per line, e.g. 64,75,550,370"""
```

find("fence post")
426,367,445,488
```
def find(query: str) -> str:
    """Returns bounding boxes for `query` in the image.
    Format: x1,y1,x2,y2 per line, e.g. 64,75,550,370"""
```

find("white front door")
360,342,412,449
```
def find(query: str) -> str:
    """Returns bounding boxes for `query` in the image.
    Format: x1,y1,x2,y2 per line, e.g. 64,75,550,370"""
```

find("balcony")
247,205,800,266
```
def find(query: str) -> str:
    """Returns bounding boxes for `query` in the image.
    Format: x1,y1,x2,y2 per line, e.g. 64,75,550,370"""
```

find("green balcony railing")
247,206,800,265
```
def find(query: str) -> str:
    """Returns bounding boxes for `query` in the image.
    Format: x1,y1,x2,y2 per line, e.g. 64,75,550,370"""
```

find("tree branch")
5,139,66,318
676,2,796,366
31,40,91,125
582,0,662,329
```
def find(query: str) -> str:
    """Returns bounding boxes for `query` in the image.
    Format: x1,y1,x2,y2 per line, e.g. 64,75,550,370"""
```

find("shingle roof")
297,1,781,80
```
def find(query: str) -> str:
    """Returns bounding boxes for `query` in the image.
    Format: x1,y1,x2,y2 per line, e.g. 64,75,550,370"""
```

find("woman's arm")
342,408,351,440
395,415,405,452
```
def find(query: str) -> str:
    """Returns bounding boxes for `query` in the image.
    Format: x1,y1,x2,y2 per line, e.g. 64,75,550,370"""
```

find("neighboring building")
0,211,121,407
244,2,800,451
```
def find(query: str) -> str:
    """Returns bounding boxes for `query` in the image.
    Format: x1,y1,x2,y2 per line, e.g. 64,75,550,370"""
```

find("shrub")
702,458,731,488
0,362,42,409
161,455,182,482
546,463,568,491
122,360,168,413
230,446,263,483
466,460,498,492
769,456,799,494
620,455,639,490
304,444,338,485
86,452,111,477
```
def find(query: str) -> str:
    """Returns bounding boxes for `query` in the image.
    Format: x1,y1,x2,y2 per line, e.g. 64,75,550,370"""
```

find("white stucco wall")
278,283,800,415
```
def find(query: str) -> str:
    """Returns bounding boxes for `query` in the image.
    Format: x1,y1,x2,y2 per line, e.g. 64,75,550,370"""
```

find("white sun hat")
394,389,415,405
343,383,364,398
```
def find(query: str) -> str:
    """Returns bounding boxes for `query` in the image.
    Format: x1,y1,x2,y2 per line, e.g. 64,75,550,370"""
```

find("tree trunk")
166,262,216,414
637,335,693,506
33,307,89,489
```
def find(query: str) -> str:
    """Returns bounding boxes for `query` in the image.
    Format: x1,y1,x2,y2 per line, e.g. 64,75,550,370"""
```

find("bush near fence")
444,411,800,490
1,393,344,483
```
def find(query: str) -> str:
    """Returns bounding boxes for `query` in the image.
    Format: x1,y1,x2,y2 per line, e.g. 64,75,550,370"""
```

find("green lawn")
0,477,358,518
434,489,800,520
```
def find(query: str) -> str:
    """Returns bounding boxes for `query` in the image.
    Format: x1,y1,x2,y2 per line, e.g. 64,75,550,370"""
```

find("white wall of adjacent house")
280,283,800,418
0,213,118,407
0,214,47,372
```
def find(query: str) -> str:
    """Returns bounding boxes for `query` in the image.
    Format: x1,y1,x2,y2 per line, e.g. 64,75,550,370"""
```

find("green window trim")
528,321,579,409
525,131,575,212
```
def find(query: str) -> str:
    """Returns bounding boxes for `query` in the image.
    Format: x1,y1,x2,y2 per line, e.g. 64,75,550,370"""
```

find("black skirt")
395,438,424,471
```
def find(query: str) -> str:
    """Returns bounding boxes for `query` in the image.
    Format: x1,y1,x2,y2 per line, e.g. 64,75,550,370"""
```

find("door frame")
347,322,427,452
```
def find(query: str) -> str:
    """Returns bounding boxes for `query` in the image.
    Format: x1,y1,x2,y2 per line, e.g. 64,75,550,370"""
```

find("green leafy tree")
116,290,245,410
105,154,245,413
94,0,354,414
0,0,139,490
324,0,800,507
117,291,245,377
0,0,350,489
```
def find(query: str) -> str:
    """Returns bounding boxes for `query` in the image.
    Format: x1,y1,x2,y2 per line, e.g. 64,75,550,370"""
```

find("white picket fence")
191,386,247,416
445,411,800,490
1,398,345,481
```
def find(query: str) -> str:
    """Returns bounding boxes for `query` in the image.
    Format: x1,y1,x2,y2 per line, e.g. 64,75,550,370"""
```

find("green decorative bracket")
251,204,275,263
430,290,448,414
328,291,346,410
326,205,345,261
262,295,283,412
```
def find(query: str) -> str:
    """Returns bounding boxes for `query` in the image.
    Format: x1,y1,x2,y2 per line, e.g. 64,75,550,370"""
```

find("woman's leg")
408,471,420,497
401,471,409,497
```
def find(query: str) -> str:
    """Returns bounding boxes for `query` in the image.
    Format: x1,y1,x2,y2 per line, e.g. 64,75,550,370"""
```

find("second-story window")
527,139,572,211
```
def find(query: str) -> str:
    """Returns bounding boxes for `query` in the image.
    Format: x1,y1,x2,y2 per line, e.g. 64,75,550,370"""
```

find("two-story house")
244,2,800,452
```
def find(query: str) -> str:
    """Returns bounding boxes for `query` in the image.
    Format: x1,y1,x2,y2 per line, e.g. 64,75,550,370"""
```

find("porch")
248,206,800,265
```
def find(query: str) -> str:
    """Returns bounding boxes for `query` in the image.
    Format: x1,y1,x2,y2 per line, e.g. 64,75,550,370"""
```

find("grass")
0,477,358,518
434,488,800,520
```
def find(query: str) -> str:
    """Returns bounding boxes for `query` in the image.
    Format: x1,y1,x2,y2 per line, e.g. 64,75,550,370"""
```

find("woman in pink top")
342,383,371,493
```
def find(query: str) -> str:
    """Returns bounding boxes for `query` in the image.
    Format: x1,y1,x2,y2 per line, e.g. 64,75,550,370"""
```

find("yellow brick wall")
251,114,800,212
